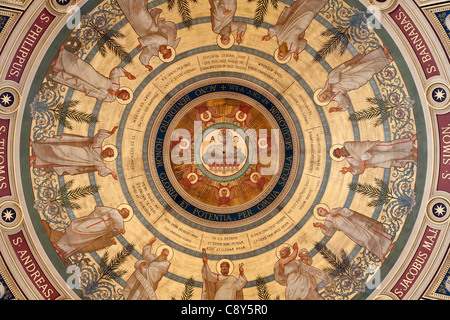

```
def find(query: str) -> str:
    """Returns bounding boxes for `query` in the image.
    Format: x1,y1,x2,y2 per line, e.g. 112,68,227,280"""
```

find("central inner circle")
147,80,301,227
197,123,252,182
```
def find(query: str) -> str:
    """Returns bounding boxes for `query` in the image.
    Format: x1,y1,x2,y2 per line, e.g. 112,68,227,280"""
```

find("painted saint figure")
52,205,129,258
209,0,247,47
333,134,418,175
123,236,171,300
51,47,135,102
313,206,395,263
30,126,119,179
201,248,247,300
117,1,179,71
274,242,335,300
117,0,159,36
317,45,394,112
134,8,180,71
262,0,330,62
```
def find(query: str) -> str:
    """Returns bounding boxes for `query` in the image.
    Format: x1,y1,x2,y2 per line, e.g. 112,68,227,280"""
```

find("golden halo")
216,258,234,274
187,172,199,184
250,172,261,183
216,33,235,49
102,144,118,162
235,110,247,122
329,144,345,162
275,243,293,259
313,203,330,221
274,48,291,64
258,138,268,149
313,89,330,107
179,138,190,150
200,110,212,122
116,87,133,105
156,245,174,261
159,46,176,63
219,187,231,197
117,203,134,222
298,248,313,265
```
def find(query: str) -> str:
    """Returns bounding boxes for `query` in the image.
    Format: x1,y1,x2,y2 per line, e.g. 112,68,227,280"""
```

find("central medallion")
147,79,301,228
199,125,250,180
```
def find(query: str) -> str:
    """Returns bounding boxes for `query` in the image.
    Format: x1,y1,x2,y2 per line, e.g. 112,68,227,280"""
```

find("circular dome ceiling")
1,0,450,303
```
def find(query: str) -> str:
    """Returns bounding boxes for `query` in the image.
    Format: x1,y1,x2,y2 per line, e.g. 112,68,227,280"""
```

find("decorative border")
0,0,440,302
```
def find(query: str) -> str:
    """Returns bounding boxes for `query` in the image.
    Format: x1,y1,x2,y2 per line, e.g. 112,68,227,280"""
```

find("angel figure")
178,165,206,189
243,164,267,190
211,184,238,206
226,102,252,127
257,131,274,152
195,103,221,126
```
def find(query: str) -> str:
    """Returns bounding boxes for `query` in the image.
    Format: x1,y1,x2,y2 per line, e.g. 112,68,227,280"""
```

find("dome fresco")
0,0,450,303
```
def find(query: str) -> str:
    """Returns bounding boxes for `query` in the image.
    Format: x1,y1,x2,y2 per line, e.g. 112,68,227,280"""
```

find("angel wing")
211,185,220,200
191,180,206,189
208,106,221,118
226,106,240,118
182,164,193,179
229,185,238,199
242,180,258,188
244,112,252,127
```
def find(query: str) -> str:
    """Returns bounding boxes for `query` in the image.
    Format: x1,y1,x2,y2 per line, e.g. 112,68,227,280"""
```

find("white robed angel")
30,126,119,179
262,0,330,62
317,45,394,112
274,243,335,300
313,206,395,263
54,205,129,257
117,0,180,72
209,0,247,47
51,47,135,103
123,236,171,300
332,134,418,176
201,248,247,300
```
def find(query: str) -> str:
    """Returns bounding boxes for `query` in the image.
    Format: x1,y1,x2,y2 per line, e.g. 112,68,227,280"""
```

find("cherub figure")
211,184,238,206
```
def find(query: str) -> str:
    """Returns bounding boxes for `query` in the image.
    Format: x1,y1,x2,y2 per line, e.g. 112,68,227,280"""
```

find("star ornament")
0,93,14,107
433,203,447,217
1,208,16,222
432,88,447,102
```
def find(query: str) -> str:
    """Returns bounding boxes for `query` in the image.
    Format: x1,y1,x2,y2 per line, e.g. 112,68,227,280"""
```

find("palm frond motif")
348,97,397,127
313,10,366,63
88,21,132,64
248,0,278,28
256,275,271,300
83,243,135,297
314,242,369,294
314,26,351,62
348,178,395,207
97,245,134,281
180,276,196,300
167,0,198,29
50,100,98,130
51,180,101,210
314,241,352,279
171,275,196,300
